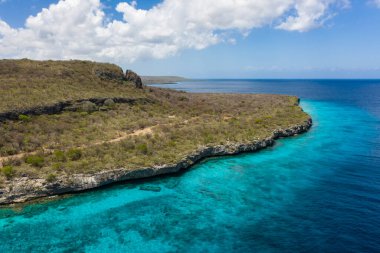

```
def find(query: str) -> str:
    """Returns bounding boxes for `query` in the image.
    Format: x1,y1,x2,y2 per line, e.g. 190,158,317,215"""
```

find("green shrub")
1,165,15,179
178,96,189,101
53,150,66,162
67,149,82,161
136,143,148,155
3,147,17,156
3,158,22,166
122,139,135,150
52,162,64,171
168,140,176,147
25,155,45,167
18,114,31,122
46,173,57,183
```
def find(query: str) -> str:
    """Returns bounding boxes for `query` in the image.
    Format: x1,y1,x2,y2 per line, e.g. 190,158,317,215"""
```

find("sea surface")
1,80,380,253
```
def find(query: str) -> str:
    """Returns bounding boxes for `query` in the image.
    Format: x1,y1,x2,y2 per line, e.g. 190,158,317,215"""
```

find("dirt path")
0,125,156,167
0,115,203,167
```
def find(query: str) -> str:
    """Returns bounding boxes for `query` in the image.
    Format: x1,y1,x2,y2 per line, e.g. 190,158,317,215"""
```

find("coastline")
0,117,312,205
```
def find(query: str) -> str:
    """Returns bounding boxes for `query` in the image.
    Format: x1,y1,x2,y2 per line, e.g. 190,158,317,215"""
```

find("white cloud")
277,0,350,31
0,0,348,63
370,0,380,7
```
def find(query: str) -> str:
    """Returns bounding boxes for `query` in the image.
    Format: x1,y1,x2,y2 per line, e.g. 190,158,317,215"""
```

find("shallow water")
1,80,380,252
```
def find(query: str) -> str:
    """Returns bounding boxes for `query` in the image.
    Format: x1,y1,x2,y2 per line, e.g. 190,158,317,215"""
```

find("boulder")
80,101,98,113
103,98,115,107
64,101,97,113
125,70,143,89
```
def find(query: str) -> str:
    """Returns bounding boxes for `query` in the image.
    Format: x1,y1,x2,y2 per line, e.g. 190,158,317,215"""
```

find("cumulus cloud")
0,0,348,63
370,0,380,7
277,0,350,31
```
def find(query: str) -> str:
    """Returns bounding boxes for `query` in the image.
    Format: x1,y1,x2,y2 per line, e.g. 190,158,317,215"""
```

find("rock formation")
125,70,143,89
94,67,125,81
0,97,153,122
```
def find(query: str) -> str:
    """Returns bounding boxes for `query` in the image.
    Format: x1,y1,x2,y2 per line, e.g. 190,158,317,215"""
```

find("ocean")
1,79,379,252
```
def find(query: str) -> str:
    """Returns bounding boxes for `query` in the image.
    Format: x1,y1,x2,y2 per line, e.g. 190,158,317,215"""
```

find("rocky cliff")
0,97,153,122
125,70,143,89
0,118,312,205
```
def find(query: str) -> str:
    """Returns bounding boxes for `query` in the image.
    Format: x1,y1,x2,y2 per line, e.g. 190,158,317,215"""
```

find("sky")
0,0,380,78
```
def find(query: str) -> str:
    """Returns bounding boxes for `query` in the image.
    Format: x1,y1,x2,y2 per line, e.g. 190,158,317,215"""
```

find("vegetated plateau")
0,59,311,204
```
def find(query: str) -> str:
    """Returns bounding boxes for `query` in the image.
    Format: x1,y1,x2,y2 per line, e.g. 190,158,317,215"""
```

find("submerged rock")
139,185,162,192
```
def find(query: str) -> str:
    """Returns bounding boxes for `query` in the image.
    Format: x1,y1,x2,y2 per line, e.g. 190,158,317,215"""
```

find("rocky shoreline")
0,118,312,205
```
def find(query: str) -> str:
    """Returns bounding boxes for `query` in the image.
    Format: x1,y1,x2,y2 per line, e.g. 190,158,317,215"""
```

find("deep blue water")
1,80,380,253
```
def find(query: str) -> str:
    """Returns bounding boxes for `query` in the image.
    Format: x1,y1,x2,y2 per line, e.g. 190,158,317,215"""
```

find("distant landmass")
141,76,189,84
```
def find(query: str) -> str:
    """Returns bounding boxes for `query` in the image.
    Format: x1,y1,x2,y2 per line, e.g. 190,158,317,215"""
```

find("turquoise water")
1,80,380,252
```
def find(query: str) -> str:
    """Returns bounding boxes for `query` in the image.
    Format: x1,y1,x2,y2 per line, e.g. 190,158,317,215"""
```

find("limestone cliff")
0,118,312,205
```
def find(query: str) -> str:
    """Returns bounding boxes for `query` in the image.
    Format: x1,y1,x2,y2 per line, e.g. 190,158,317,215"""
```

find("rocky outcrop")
0,118,312,205
94,67,125,81
125,70,143,89
0,97,153,122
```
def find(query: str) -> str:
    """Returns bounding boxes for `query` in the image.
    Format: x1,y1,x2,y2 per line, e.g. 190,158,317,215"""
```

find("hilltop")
0,59,311,204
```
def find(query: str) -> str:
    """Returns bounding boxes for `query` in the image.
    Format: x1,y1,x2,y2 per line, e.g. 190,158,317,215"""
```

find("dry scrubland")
0,59,310,185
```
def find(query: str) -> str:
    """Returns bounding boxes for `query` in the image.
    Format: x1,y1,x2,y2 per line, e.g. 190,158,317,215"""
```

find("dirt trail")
0,115,202,167
94,127,154,146
0,125,156,167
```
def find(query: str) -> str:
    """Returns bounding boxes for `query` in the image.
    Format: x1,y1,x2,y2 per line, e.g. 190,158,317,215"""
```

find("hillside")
0,59,311,204
0,59,145,114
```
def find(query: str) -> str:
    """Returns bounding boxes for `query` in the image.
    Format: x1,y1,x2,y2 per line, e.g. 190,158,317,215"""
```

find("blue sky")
0,0,380,78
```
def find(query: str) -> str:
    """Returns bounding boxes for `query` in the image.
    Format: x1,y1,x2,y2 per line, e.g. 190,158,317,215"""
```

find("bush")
67,149,82,161
53,150,66,162
136,143,148,155
1,165,14,179
178,96,189,101
18,114,31,122
52,162,64,171
46,173,57,183
25,155,45,167
3,158,22,166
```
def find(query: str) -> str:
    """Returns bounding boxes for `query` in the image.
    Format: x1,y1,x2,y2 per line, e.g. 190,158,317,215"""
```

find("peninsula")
141,76,188,84
0,59,312,204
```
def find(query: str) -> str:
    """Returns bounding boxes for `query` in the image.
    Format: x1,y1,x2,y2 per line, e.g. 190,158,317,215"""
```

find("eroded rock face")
0,118,312,205
94,68,125,81
125,70,143,89
0,97,153,122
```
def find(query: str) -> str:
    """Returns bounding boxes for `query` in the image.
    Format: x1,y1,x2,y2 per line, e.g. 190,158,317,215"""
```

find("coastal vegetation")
0,59,310,200
0,59,143,112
